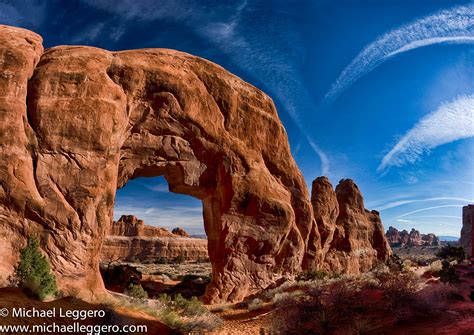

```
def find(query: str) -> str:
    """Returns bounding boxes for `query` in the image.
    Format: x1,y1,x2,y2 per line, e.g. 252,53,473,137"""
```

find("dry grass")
263,268,463,335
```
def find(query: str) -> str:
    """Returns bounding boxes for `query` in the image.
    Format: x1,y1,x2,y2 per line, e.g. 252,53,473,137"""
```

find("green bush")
438,261,460,284
155,256,168,264
13,237,58,301
387,254,404,272
436,245,465,263
173,255,185,264
125,283,148,300
296,270,327,281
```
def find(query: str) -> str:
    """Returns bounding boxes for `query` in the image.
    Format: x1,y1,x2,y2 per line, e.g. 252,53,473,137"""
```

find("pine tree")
14,237,58,301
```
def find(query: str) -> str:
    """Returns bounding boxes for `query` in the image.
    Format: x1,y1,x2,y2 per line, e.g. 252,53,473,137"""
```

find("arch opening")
100,175,212,299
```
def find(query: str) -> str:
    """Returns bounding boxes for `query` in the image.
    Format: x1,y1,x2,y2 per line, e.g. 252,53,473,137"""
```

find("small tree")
436,245,465,263
13,237,58,301
438,261,460,284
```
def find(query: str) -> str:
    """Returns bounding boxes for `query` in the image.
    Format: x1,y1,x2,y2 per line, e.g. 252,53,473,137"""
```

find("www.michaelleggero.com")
0,307,148,334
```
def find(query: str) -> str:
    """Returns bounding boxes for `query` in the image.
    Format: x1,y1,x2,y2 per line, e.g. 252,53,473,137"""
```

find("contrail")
378,94,474,172
323,4,474,105
393,204,464,219
377,196,474,211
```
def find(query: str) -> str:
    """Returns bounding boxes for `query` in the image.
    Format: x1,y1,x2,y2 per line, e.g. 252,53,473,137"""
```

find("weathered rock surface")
0,25,316,303
101,236,208,263
461,205,474,258
172,227,190,237
310,178,391,274
386,227,440,247
109,215,174,237
101,215,207,262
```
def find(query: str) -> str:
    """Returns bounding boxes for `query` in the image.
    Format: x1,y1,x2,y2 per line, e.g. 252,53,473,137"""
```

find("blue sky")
2,0,473,236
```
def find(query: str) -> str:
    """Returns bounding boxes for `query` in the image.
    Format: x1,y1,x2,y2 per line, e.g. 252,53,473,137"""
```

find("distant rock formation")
385,227,440,247
101,215,208,263
461,205,474,257
310,177,392,274
109,215,174,237
172,227,190,237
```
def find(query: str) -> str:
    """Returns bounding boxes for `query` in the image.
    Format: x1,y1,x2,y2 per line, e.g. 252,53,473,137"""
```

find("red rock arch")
0,25,315,303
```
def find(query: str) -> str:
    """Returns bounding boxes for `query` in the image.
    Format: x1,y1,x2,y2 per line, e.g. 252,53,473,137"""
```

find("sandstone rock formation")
102,236,208,263
310,177,391,274
386,227,440,247
461,205,474,258
109,215,174,237
101,215,207,262
0,25,316,303
0,24,393,303
172,227,190,237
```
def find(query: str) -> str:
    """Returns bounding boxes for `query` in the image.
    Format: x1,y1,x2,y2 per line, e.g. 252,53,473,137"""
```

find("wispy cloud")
323,4,474,105
0,0,46,28
396,219,413,223
378,95,474,172
377,196,474,211
114,203,204,233
79,0,331,175
393,204,464,219
71,22,105,44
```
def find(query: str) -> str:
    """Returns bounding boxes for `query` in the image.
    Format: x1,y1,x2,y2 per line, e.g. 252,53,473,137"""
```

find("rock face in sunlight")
461,204,474,258
386,226,440,247
310,177,392,274
101,215,207,262
0,25,315,303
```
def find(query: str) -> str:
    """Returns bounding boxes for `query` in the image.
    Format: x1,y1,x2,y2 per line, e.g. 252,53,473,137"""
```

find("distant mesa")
172,227,190,237
109,215,174,238
101,215,208,263
385,226,440,248
460,204,474,258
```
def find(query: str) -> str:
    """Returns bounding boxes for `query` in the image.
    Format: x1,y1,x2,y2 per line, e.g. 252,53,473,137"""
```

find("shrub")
155,256,168,264
387,254,404,272
173,294,207,316
13,237,58,301
436,245,465,263
248,298,264,311
469,291,474,302
159,307,182,328
173,255,185,264
125,283,148,300
296,270,327,281
438,261,460,284
156,293,217,332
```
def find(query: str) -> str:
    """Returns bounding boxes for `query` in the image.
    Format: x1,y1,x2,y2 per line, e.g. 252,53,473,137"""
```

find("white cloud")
396,219,413,223
114,204,204,234
378,95,474,172
377,196,474,211
323,4,474,104
393,204,464,219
